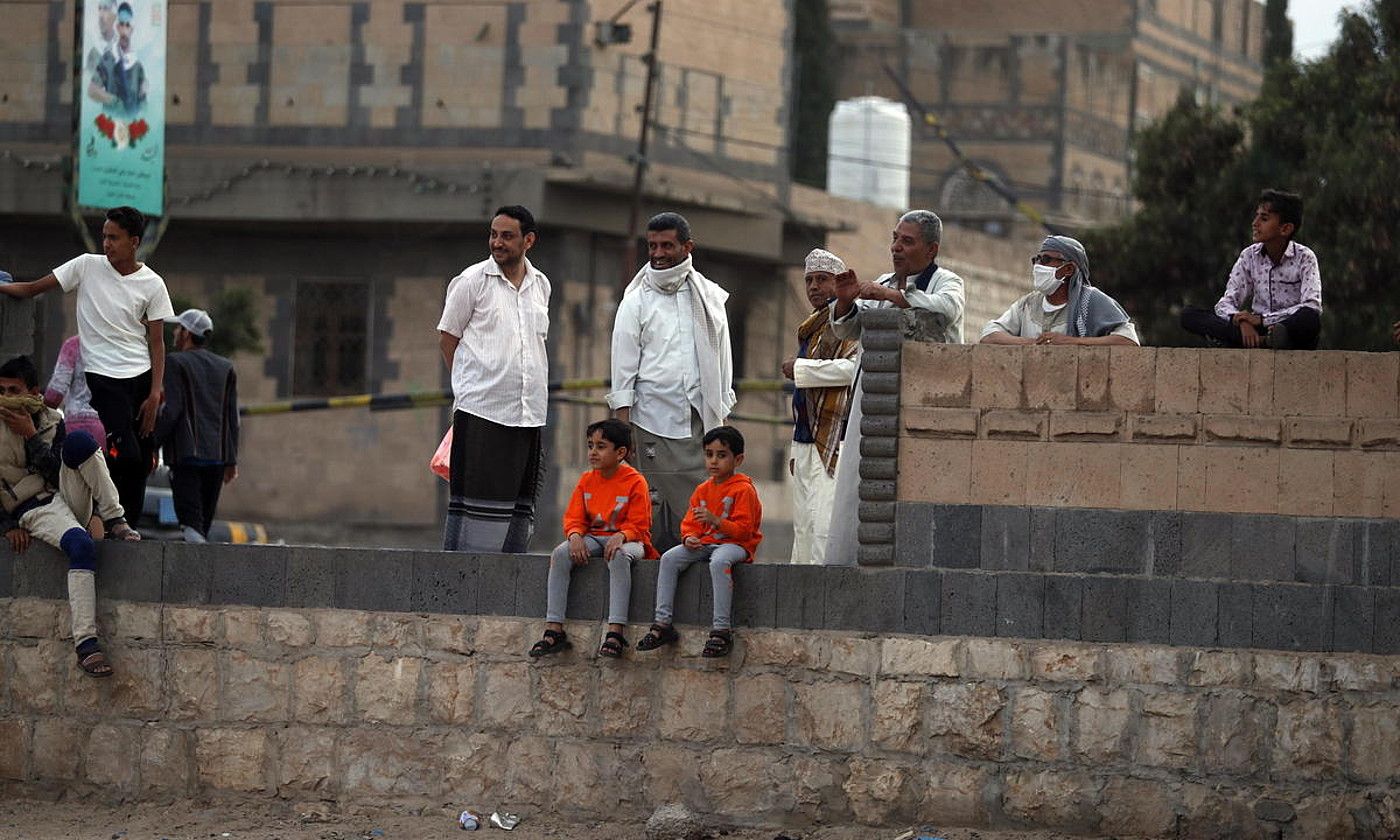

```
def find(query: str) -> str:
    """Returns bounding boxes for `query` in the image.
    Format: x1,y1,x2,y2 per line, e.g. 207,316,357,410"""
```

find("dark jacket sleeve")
225,367,239,465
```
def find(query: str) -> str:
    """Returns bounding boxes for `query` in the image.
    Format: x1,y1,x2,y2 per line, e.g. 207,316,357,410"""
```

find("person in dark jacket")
155,309,238,543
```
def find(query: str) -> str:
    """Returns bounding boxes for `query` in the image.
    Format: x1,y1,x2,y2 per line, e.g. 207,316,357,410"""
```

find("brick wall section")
1,598,1396,836
900,344,1400,518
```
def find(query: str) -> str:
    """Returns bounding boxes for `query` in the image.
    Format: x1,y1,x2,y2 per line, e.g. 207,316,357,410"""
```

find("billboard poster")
75,0,166,217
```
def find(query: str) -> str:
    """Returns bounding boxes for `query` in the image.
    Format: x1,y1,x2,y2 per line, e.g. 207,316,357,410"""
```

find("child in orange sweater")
531,419,656,658
636,426,762,658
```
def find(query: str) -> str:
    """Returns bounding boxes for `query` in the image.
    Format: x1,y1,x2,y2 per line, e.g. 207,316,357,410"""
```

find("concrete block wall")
1,576,1397,836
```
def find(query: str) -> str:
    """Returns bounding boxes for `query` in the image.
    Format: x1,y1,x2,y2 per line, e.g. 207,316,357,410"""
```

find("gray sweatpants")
655,542,747,630
546,536,643,625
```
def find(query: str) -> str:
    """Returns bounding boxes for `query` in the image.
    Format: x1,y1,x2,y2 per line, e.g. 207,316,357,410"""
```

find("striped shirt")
1214,241,1322,327
437,257,551,428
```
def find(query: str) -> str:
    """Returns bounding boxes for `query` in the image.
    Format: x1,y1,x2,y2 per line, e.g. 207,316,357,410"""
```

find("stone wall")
2,592,1397,837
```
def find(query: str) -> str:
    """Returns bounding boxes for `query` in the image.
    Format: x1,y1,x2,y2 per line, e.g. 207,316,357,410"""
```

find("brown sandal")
78,649,114,678
108,521,141,542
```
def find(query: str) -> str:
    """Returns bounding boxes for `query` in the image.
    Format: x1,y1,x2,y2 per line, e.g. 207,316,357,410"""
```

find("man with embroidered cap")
155,308,239,543
783,248,860,565
608,211,735,551
823,209,965,565
980,235,1139,346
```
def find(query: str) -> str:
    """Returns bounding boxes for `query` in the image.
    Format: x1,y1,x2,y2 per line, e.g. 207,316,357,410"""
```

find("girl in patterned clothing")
531,418,656,659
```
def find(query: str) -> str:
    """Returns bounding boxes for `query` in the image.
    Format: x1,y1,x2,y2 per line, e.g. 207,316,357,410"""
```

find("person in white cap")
782,248,859,565
154,308,239,542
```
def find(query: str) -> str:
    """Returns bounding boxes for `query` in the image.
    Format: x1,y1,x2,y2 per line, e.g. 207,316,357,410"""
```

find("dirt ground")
0,798,1126,840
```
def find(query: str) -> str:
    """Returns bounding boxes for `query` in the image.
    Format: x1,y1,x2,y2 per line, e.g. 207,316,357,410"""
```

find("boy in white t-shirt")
0,205,174,522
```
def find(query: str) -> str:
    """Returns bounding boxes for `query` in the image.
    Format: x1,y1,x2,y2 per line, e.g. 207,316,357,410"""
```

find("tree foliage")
790,0,836,188
1085,0,1400,349
168,286,264,357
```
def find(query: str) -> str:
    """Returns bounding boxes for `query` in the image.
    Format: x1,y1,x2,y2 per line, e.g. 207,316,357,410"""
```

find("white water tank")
826,96,911,209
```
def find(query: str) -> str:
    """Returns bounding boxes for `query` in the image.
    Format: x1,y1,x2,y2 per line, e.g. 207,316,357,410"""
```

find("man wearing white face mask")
980,236,1139,346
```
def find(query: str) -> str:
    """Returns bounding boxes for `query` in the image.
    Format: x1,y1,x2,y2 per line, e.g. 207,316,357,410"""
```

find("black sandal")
528,628,571,658
701,629,733,658
635,623,679,652
598,631,628,658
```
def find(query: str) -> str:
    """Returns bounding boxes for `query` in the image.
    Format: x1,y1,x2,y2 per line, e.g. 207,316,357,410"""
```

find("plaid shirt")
1214,241,1322,327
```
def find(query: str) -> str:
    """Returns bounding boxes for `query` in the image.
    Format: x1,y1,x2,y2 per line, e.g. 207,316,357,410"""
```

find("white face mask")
1032,263,1063,295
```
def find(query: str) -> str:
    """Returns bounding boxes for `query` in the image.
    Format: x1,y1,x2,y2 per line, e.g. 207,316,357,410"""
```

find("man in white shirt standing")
437,205,551,553
0,205,174,526
608,212,735,551
824,209,966,565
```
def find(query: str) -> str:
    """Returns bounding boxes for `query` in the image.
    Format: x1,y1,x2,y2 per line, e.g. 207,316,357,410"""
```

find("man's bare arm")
439,331,460,369
0,274,59,300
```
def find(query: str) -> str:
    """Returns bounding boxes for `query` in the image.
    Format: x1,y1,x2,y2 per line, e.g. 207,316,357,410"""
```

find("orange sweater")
562,463,658,559
679,472,763,561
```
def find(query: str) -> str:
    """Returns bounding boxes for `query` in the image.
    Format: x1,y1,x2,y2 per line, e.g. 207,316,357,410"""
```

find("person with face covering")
980,235,1139,346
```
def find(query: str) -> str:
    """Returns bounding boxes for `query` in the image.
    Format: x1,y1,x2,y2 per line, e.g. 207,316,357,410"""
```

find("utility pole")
621,1,662,292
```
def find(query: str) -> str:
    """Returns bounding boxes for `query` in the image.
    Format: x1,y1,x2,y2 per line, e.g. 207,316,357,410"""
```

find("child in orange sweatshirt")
636,425,762,658
531,419,656,659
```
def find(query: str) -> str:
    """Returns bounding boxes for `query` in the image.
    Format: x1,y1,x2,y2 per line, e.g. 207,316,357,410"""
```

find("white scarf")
625,256,734,430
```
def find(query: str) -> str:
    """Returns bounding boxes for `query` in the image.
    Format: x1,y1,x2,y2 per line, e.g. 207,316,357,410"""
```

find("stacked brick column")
854,308,906,566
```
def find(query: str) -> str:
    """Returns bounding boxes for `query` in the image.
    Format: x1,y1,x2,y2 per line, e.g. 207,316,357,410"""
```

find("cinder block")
995,573,1044,638
473,554,521,617
1357,419,1400,448
514,555,550,620
1204,446,1279,515
1203,415,1282,445
1331,587,1374,653
903,406,978,437
940,570,997,636
969,440,1031,506
210,545,288,608
895,502,935,567
1176,446,1209,511
980,505,1030,571
12,547,67,600
1049,411,1122,440
970,344,1023,409
1169,579,1218,647
774,564,825,630
1198,351,1252,414
284,548,336,609
1125,578,1173,644
1131,413,1197,442
1293,518,1360,585
1173,512,1232,578
1053,509,1150,574
1076,346,1111,410
1359,520,1395,586
629,560,661,624
1230,515,1295,581
1120,444,1178,510
1345,352,1398,418
982,410,1046,440
338,550,416,612
94,542,164,603
902,569,942,635
1080,576,1129,642
1025,441,1122,509
1383,451,1400,519
1154,348,1200,414
824,567,903,632
410,552,479,615
0,551,11,598
163,542,213,605
1042,575,1082,640
1277,448,1334,517
931,504,981,569
732,563,777,628
1217,582,1253,647
1028,508,1055,572
905,343,972,407
1273,352,1348,417
1250,583,1332,652
898,438,971,504
1147,511,1181,577
1108,346,1156,413
1022,346,1078,410
1333,451,1386,519
1286,418,1354,447
1247,352,1275,415
1374,589,1400,654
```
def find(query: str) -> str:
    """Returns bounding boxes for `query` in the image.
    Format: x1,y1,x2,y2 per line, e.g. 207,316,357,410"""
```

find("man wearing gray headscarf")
980,235,1139,346
782,248,860,565
823,209,966,566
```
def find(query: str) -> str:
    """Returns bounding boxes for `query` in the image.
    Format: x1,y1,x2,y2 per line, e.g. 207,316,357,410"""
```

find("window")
292,279,369,397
